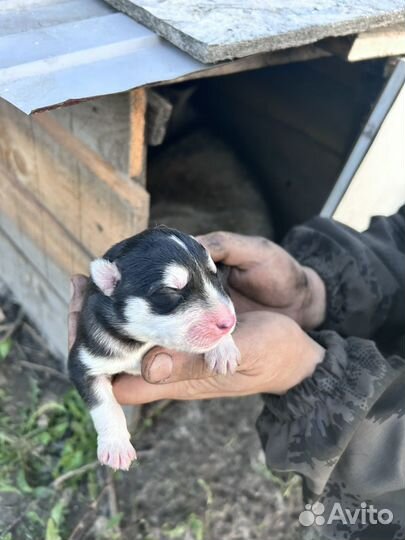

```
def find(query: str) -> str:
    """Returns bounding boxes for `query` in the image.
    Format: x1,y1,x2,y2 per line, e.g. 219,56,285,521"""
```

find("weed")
164,513,205,540
0,383,99,539
0,338,13,361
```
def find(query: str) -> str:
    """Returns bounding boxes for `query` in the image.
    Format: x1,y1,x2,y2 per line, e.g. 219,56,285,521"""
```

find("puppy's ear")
90,259,121,296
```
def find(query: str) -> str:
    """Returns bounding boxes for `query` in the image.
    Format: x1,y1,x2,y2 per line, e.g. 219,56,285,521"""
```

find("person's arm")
257,330,405,536
283,206,405,339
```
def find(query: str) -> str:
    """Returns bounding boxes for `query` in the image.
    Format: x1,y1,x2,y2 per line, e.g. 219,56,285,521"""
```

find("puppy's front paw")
204,335,241,375
97,437,137,470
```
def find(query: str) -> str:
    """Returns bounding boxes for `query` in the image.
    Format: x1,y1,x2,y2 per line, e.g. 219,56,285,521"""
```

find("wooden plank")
147,89,173,146
49,93,131,176
0,99,149,259
128,88,147,184
321,60,405,218
0,98,50,280
0,161,91,297
34,111,148,212
0,227,68,359
320,24,405,61
333,83,405,231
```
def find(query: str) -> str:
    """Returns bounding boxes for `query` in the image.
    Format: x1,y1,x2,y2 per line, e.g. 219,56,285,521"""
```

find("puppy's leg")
90,375,137,470
204,334,241,375
69,352,136,470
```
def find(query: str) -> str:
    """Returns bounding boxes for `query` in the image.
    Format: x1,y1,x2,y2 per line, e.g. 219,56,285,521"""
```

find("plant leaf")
16,469,33,494
0,338,12,361
45,518,61,540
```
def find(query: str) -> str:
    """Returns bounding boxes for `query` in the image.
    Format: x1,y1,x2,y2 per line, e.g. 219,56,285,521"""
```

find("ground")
0,283,302,540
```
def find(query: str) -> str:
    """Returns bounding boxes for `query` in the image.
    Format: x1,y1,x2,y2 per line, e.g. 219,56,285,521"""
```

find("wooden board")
129,88,147,184
0,95,149,357
0,99,149,259
49,93,131,176
321,24,405,61
333,83,405,230
0,227,68,359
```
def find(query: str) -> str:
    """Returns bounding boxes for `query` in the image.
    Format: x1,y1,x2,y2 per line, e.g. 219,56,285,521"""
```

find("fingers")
113,348,220,404
141,348,210,383
68,274,88,351
113,373,213,404
113,312,274,405
196,231,271,268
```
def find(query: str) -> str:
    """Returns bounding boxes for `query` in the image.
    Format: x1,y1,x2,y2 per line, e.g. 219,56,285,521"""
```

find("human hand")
112,311,325,404
68,274,88,350
198,232,326,330
69,277,324,402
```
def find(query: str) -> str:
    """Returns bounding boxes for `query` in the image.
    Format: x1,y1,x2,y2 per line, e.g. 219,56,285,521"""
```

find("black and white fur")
69,227,240,470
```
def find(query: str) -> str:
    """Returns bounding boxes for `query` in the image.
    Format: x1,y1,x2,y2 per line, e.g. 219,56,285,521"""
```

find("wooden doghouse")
1,1,405,357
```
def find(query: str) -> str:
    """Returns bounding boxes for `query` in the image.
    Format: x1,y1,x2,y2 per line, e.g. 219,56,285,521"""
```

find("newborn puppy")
69,227,240,470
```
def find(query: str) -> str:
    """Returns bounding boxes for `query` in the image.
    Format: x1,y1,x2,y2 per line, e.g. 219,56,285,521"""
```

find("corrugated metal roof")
0,0,208,114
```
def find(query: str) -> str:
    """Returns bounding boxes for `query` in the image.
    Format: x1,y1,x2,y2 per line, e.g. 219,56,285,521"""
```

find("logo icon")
299,502,325,527
298,501,394,527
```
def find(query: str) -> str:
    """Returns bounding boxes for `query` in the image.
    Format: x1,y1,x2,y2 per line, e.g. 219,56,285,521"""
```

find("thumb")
112,350,213,405
112,349,216,405
141,348,209,383
196,231,263,269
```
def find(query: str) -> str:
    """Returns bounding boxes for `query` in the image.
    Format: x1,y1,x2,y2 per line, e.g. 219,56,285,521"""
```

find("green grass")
0,382,98,539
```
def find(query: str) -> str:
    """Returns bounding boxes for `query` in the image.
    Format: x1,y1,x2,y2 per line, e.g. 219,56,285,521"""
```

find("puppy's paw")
204,335,241,375
97,437,137,470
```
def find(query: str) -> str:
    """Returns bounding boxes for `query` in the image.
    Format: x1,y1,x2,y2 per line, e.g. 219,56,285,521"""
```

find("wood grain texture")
0,160,91,297
0,96,150,356
129,88,147,183
320,24,405,61
49,93,131,175
0,100,149,257
147,89,173,146
0,226,68,359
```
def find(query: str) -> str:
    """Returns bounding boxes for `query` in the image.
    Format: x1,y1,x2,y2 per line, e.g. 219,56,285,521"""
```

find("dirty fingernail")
70,280,75,301
147,353,173,383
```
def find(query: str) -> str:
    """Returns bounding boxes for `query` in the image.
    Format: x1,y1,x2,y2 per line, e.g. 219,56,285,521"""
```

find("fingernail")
147,353,173,383
70,280,75,301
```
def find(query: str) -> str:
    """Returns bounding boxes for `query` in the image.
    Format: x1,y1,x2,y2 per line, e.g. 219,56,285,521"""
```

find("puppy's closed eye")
149,286,184,313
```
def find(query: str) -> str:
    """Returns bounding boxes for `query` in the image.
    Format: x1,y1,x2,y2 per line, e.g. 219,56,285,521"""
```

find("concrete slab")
105,0,405,63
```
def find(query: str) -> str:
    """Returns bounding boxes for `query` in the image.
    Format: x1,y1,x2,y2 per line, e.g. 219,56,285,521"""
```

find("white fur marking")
79,344,151,376
170,235,188,251
207,254,217,273
123,297,208,353
163,263,189,290
90,376,136,470
90,258,121,296
203,278,235,315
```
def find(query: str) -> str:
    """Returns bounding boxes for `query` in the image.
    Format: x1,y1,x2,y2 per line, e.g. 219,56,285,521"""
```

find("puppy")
69,227,240,470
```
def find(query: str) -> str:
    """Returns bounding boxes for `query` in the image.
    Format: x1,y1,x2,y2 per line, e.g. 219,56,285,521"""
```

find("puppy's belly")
79,343,153,377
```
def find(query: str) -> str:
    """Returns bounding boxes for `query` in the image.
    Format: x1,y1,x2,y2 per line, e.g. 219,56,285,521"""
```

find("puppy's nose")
216,314,236,331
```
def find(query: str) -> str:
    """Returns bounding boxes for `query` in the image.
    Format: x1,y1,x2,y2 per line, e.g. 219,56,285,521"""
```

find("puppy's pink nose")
216,314,236,331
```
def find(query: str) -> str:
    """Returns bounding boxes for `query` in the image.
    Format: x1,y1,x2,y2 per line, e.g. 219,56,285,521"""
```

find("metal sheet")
0,0,207,114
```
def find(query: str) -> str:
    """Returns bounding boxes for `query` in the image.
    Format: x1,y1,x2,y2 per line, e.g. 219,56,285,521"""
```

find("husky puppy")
69,227,240,470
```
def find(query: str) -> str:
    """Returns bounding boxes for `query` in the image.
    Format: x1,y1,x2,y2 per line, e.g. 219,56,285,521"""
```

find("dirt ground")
0,281,303,540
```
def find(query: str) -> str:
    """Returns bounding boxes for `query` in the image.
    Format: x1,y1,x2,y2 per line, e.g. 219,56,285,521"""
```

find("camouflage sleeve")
257,330,405,538
282,206,405,339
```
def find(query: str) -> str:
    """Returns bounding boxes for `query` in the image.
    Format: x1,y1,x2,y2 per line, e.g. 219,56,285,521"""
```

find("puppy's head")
90,228,236,352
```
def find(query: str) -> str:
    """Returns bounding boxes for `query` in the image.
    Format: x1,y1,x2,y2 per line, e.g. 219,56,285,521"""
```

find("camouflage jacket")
257,206,405,540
